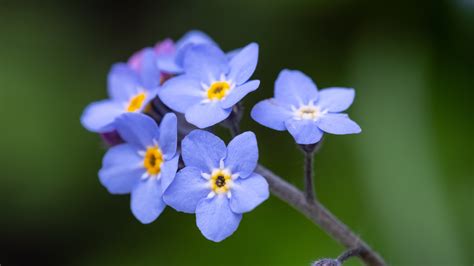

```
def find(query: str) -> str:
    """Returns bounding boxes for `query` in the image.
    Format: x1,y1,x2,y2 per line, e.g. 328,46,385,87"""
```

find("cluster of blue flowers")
81,30,361,242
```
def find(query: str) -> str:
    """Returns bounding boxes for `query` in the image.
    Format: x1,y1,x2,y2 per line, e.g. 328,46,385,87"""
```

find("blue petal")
226,48,241,60
285,119,324,144
317,113,361,135
81,100,123,133
224,131,258,178
156,54,183,74
158,113,177,159
163,166,209,213
251,98,293,131
196,195,242,242
141,89,158,111
274,69,319,106
230,173,269,213
185,102,231,128
158,75,203,113
115,113,159,149
107,63,142,101
131,178,166,224
176,30,216,51
139,48,160,90
175,30,217,68
160,154,180,193
317,88,355,112
220,80,260,109
183,44,229,83
227,43,259,85
181,130,227,171
98,144,142,194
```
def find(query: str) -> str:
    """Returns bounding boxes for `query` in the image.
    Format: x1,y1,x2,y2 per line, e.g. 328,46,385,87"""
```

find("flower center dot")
127,92,147,112
210,170,232,194
143,146,163,175
215,175,226,187
207,81,230,100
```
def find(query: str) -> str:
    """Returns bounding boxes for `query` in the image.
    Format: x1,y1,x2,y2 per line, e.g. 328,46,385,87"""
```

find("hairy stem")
299,142,322,203
159,100,385,265
304,150,316,202
255,165,386,266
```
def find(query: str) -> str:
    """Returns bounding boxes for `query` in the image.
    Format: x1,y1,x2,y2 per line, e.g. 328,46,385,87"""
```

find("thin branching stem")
255,165,386,266
165,103,386,266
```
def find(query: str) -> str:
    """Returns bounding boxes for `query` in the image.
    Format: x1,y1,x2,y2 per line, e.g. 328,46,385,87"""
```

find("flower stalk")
222,111,385,266
304,149,316,202
299,143,321,203
305,152,315,202
256,164,386,266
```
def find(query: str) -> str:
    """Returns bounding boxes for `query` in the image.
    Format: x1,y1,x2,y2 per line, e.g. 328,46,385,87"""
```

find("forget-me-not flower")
128,38,175,85
99,113,179,224
128,39,175,72
158,43,260,128
156,30,216,74
81,50,160,133
251,69,361,144
163,130,269,242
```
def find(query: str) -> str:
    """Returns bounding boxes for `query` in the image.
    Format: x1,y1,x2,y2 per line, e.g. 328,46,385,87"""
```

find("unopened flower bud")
311,258,341,266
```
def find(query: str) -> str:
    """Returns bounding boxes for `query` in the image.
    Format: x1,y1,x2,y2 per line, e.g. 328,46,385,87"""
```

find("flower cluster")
81,30,361,242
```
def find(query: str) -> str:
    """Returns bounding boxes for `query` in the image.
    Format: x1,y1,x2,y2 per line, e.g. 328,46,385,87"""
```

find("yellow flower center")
143,146,163,175
127,92,147,112
207,81,230,100
210,169,232,194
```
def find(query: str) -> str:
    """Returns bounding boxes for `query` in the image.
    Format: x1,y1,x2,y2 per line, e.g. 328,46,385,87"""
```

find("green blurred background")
0,0,473,265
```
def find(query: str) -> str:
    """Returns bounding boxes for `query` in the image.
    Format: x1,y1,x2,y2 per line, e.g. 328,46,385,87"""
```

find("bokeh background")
1,0,473,265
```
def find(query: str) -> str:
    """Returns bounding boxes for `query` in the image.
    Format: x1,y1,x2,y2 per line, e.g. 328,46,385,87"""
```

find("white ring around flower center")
291,102,326,121
200,74,235,103
201,159,239,199
137,139,163,180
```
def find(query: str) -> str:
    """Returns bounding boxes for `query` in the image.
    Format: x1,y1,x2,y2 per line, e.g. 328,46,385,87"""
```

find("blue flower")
81,49,160,133
99,113,179,224
158,43,260,128
251,69,361,144
128,38,175,84
156,30,217,74
163,130,269,242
